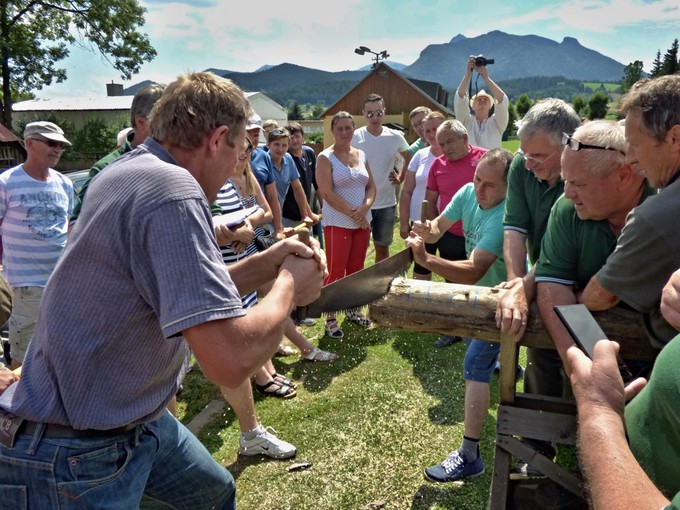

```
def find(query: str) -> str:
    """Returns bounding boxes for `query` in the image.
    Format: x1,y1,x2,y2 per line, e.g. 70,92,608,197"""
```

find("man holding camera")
454,55,509,150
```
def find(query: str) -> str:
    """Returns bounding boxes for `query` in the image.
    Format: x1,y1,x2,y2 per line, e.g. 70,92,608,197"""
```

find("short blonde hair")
149,72,249,150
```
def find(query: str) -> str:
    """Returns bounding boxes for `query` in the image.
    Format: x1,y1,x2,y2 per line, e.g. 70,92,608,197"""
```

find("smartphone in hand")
554,304,633,382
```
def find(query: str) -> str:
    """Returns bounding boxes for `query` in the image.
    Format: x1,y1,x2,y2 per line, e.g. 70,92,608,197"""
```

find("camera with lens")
475,55,494,66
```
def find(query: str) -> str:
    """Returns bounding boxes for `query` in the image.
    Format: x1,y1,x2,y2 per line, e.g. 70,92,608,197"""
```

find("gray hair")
517,98,581,146
620,74,680,143
563,120,627,177
130,84,166,127
436,119,468,139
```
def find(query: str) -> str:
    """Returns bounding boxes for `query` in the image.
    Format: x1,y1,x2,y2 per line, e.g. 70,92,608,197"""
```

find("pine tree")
650,50,663,77
660,39,679,76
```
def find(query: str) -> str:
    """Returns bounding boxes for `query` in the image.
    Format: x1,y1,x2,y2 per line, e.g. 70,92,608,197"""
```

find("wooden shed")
0,123,25,171
321,63,454,147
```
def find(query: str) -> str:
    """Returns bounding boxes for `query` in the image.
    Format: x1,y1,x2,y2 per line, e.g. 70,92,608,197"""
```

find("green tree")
650,50,663,77
621,61,645,93
660,38,679,76
287,100,303,120
588,92,609,119
504,102,517,139
1,0,156,127
515,94,533,117
310,102,325,119
572,96,586,116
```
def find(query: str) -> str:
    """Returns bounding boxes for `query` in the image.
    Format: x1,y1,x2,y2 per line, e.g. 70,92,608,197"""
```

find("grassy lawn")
177,223,528,510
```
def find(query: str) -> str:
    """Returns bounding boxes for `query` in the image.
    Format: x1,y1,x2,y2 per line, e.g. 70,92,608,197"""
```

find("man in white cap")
0,121,74,368
455,55,509,149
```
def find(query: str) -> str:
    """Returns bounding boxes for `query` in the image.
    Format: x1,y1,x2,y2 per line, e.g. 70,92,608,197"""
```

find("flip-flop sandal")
272,372,297,389
346,311,371,328
325,319,344,339
301,346,337,362
254,380,297,398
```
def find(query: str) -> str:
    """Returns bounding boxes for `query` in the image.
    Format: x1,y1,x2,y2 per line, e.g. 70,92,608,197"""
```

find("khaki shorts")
8,286,43,364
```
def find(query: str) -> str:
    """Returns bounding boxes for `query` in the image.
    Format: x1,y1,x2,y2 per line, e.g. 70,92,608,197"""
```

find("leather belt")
20,420,138,438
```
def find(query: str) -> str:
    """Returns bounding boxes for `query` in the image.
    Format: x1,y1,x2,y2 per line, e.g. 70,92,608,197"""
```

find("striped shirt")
215,181,259,309
0,165,74,287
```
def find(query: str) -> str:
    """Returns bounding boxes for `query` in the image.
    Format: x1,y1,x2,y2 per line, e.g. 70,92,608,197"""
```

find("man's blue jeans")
0,410,235,509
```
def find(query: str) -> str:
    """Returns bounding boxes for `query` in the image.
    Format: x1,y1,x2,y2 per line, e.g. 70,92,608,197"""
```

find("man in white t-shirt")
352,93,410,262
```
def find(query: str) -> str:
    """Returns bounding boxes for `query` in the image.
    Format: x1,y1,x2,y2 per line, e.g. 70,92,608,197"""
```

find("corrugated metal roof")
0,123,21,143
12,96,133,112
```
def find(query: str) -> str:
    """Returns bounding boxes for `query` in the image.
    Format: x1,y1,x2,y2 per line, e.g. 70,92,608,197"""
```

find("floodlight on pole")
354,45,390,69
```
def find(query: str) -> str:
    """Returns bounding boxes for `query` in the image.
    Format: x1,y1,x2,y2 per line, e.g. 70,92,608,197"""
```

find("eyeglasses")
517,148,559,167
30,137,67,150
238,140,254,161
562,133,625,155
365,109,384,119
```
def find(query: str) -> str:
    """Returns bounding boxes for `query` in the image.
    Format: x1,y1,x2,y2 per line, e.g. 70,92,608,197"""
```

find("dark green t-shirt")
535,185,655,290
625,333,680,500
503,153,564,265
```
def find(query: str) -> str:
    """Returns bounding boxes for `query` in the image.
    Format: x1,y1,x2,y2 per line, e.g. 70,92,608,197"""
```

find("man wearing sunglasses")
535,120,654,377
0,121,74,369
581,74,680,351
352,93,410,262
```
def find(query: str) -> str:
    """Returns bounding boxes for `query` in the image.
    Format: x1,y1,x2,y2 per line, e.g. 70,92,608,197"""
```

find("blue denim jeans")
0,410,235,509
463,338,501,383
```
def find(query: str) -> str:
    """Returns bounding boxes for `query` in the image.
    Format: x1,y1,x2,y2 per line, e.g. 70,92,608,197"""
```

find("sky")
37,0,680,99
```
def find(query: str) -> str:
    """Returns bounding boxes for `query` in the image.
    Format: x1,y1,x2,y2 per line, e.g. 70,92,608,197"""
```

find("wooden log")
368,278,659,361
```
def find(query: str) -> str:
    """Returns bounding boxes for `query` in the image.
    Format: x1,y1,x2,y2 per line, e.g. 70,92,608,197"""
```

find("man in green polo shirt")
494,98,581,478
70,83,166,224
534,120,654,372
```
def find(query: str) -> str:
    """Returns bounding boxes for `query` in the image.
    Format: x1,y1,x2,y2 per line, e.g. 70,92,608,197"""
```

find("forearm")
265,185,283,233
457,69,473,98
504,230,529,279
581,276,620,311
483,76,505,103
578,410,669,510
537,282,578,369
399,190,412,230
185,271,295,387
419,255,483,284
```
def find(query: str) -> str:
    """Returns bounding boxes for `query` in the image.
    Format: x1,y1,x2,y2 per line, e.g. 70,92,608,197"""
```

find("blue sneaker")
424,450,485,483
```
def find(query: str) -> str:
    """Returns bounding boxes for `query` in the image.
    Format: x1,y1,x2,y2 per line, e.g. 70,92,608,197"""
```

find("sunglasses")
562,133,625,155
268,129,289,137
30,137,67,150
365,109,384,119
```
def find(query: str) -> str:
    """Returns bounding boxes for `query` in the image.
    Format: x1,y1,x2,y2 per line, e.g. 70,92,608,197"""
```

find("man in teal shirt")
406,148,514,483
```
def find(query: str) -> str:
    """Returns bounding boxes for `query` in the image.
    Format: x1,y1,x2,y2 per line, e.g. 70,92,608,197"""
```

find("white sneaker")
238,425,296,459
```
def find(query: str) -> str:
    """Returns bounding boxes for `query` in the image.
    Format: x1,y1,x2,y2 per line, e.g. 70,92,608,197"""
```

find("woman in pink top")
316,111,376,338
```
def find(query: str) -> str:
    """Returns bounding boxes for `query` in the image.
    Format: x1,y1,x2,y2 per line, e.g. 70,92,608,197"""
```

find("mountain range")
125,31,628,106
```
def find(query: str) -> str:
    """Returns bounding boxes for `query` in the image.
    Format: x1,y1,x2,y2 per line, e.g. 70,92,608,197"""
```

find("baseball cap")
116,127,134,146
246,112,262,130
470,90,495,109
24,121,72,146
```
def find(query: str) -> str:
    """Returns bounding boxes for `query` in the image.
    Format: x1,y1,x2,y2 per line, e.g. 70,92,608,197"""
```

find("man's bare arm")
581,275,621,311
537,282,579,370
568,342,668,510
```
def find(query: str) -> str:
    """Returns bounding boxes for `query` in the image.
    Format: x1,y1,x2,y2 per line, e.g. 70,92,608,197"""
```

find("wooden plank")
496,435,584,497
496,405,578,444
